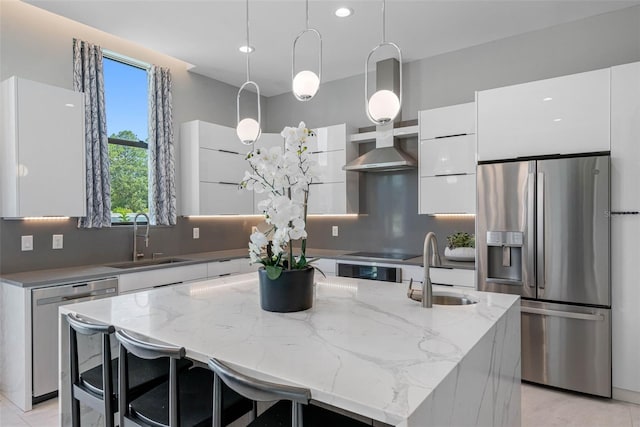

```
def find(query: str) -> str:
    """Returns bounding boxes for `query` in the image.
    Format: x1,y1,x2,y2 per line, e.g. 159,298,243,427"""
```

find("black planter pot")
258,267,314,312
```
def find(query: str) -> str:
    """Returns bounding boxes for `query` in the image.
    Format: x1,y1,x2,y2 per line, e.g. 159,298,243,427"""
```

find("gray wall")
269,4,640,256
2,2,640,273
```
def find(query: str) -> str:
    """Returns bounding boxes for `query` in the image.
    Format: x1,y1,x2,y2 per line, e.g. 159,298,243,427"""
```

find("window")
103,55,149,224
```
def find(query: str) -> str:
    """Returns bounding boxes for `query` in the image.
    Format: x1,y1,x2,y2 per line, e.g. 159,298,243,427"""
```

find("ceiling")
26,0,640,97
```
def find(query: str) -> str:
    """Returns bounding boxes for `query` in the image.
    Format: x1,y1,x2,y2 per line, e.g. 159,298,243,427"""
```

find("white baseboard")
613,387,640,405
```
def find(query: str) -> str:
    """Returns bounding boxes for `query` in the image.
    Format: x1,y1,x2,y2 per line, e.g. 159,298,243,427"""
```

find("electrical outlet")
52,234,63,249
193,227,200,239
332,226,339,237
21,235,33,251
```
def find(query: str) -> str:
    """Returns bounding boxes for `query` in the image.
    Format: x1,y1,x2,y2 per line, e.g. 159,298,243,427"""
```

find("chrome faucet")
422,232,442,308
133,213,150,262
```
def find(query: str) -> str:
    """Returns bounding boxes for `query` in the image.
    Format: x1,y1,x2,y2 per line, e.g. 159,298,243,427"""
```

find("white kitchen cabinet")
610,61,640,399
420,175,476,215
419,103,475,139
429,268,475,288
419,135,476,176
181,120,276,215
307,123,359,215
118,264,208,294
477,68,610,161
402,265,424,284
207,258,257,278
0,77,86,217
310,258,337,277
418,102,476,215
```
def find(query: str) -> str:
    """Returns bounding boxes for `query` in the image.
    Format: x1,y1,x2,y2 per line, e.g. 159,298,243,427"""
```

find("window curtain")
148,65,176,226
73,38,111,228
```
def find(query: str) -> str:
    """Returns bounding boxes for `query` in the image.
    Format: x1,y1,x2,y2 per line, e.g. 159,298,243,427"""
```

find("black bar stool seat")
128,367,253,427
79,355,192,398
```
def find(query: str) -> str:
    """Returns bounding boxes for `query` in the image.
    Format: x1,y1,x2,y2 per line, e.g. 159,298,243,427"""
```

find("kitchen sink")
431,292,477,306
108,258,191,269
407,290,477,306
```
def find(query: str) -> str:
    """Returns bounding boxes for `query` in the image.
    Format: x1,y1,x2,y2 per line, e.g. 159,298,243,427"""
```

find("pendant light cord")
305,0,309,30
245,0,251,81
381,0,386,43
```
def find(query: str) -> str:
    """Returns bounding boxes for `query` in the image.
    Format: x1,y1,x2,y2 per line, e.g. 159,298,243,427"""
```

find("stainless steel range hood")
342,58,416,173
342,123,417,172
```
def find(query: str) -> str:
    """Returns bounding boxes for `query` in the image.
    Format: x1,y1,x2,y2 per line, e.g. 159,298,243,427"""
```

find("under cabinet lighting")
183,215,263,219
20,216,71,221
431,214,476,218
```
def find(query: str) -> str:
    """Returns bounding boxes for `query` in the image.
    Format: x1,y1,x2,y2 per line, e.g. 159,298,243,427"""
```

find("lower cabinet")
207,258,257,278
429,268,476,288
310,258,337,277
118,264,208,294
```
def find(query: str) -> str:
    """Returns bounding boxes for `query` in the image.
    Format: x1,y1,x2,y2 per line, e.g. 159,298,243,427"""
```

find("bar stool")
208,358,371,427
115,330,254,427
67,313,191,427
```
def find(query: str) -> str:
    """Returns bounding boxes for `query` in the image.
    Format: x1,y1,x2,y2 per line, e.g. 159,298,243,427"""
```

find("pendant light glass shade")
293,70,320,100
365,0,403,125
292,0,322,101
236,0,261,144
368,89,400,123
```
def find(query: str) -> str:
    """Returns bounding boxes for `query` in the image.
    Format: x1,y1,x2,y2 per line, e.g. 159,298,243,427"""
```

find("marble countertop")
1,248,474,288
60,274,517,425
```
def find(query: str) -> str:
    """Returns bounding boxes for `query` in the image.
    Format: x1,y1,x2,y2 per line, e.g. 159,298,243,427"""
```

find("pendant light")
236,0,261,144
365,0,402,125
292,0,322,101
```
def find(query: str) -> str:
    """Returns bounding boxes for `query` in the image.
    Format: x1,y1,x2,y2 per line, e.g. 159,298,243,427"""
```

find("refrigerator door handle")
537,172,545,289
527,172,536,288
521,306,605,322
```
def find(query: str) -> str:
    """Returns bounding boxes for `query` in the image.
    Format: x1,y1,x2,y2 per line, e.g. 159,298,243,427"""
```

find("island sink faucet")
422,232,442,308
133,213,150,262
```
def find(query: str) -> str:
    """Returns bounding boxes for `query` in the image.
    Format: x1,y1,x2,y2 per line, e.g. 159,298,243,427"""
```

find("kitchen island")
58,274,520,426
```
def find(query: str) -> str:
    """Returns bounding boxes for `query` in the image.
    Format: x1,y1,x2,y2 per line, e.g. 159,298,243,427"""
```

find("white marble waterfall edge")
58,273,521,426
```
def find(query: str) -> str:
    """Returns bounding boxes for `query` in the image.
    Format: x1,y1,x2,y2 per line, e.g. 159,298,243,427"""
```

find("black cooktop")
347,251,420,261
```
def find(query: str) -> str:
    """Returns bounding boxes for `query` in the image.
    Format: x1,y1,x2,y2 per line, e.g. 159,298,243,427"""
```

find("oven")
337,263,403,283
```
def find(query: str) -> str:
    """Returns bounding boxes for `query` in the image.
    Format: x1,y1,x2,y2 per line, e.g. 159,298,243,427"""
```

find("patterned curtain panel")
148,65,177,226
72,38,111,228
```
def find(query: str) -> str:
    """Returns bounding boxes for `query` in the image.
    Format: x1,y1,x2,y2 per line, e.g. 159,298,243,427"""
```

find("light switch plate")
21,235,33,251
52,234,63,249
251,226,258,234
332,226,339,237
193,227,200,239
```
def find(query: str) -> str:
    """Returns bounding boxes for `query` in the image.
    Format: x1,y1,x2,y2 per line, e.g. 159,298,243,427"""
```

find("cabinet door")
199,121,241,152
310,150,346,182
118,264,208,294
254,133,283,151
199,149,247,184
307,124,346,153
311,258,337,277
3,78,86,217
308,183,346,214
420,135,476,177
419,175,475,214
429,268,476,288
611,61,640,394
419,102,475,139
200,182,253,214
477,68,610,161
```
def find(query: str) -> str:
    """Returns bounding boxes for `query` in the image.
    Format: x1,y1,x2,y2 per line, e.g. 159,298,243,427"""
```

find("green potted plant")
444,232,476,261
241,122,319,312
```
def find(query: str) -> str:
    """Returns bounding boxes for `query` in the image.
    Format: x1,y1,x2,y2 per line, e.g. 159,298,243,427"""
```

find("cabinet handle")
218,149,241,155
434,173,468,177
609,211,639,215
434,133,468,139
218,181,240,186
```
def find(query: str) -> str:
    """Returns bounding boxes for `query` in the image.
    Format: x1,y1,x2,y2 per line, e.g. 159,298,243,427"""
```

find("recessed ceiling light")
553,118,562,122
335,7,353,18
239,45,254,54
543,97,553,101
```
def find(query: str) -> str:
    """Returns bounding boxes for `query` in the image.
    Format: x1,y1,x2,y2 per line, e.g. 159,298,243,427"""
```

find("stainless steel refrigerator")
477,154,611,397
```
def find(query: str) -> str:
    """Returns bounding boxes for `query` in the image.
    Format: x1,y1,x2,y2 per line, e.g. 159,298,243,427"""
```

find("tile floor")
2,384,640,426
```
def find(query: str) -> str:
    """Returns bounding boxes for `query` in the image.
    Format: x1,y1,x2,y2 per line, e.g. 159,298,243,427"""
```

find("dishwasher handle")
36,287,116,305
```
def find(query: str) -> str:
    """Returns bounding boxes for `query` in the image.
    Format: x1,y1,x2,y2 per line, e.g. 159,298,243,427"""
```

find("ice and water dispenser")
485,231,524,283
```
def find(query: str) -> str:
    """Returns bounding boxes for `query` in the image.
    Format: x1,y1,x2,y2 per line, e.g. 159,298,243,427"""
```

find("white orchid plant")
241,122,321,280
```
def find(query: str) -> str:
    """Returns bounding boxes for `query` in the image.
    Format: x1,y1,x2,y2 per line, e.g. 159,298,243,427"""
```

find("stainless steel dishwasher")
31,277,118,403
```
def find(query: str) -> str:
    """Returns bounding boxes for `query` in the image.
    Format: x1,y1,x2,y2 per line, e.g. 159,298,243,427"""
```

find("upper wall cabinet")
476,68,610,161
0,77,86,217
418,102,476,215
307,124,359,215
180,120,253,215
